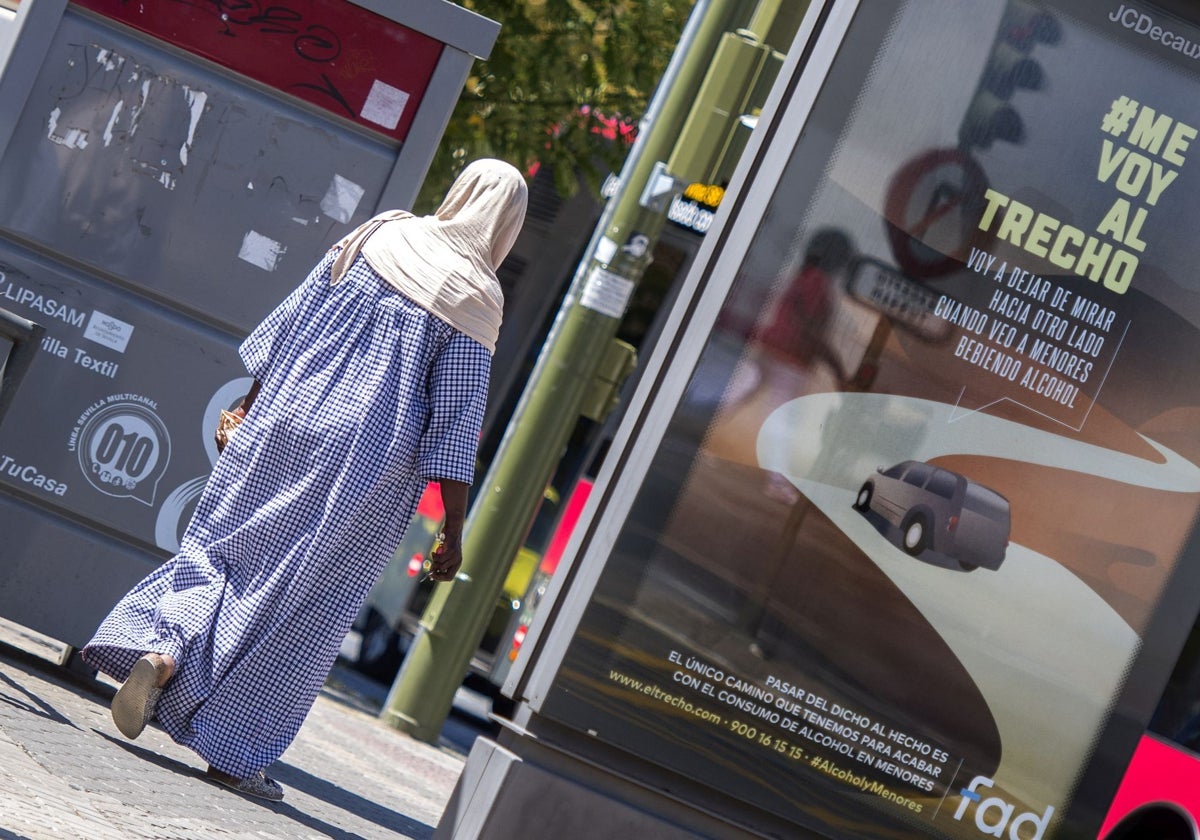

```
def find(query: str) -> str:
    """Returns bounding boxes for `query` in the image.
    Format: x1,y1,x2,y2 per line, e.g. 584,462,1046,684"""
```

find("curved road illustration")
756,392,1200,811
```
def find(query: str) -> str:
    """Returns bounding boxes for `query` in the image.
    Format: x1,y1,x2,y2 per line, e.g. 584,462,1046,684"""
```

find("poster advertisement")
0,245,251,554
540,1,1200,837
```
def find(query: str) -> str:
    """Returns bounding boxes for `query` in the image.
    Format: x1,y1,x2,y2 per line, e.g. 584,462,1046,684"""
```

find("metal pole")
382,0,785,741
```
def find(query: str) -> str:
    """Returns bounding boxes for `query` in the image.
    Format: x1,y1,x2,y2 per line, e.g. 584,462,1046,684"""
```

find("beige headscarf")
330,159,529,353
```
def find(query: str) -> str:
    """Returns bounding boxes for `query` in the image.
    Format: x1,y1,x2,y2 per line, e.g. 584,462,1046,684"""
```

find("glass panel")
926,469,958,499
962,483,1009,519
902,462,934,487
543,1,1200,838
882,462,907,478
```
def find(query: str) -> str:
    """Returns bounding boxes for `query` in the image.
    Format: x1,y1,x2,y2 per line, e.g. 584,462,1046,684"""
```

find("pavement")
0,619,492,840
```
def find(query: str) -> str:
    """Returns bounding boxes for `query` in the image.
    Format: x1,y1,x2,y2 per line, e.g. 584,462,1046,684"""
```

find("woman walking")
82,159,528,801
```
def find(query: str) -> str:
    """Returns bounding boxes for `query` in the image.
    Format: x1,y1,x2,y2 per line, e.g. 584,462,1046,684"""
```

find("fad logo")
952,776,1055,839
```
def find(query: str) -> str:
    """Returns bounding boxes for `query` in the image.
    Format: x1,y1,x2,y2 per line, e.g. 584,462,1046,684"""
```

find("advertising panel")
0,12,396,335
540,1,1200,837
0,245,247,551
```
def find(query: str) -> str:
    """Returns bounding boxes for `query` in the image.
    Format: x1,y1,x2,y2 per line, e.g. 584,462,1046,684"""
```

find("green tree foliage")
417,0,693,211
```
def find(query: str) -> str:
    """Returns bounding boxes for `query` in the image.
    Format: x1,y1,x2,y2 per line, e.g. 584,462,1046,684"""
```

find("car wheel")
958,560,978,572
901,514,928,556
854,483,873,511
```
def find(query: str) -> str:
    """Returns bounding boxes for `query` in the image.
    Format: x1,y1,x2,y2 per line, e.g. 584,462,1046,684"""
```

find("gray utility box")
0,0,497,646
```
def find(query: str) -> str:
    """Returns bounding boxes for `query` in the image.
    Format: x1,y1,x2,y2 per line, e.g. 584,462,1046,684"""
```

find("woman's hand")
426,530,463,582
214,381,261,454
427,479,469,582
214,405,247,454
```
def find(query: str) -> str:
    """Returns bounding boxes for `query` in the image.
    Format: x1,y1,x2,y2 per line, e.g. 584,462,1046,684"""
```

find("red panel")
1100,734,1200,837
71,0,445,141
415,482,445,521
540,479,593,574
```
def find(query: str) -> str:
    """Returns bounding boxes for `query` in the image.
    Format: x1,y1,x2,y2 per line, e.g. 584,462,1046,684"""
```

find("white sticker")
46,107,88,150
639,166,679,209
83,310,135,353
361,80,409,130
94,49,124,72
103,101,124,147
179,86,207,167
237,231,287,272
580,267,634,319
320,174,365,224
594,236,619,266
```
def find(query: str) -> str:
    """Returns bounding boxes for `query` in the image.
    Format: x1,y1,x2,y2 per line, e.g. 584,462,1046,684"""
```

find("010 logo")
72,396,171,505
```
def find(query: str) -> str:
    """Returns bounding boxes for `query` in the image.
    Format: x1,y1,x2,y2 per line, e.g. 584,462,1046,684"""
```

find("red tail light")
947,515,958,532
406,553,424,577
508,625,529,661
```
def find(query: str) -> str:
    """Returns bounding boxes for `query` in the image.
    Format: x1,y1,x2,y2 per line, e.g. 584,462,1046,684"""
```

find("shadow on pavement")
0,669,79,728
96,729,436,840
94,727,217,782
324,664,493,759
272,762,436,839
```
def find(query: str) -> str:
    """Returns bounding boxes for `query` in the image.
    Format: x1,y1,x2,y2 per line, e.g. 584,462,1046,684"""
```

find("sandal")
205,766,285,802
111,654,168,739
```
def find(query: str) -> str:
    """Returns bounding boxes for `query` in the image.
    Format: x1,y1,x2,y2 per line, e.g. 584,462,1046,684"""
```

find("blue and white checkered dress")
83,249,490,778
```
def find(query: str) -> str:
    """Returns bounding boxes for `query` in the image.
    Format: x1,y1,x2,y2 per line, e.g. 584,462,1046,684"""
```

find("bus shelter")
448,1,1200,838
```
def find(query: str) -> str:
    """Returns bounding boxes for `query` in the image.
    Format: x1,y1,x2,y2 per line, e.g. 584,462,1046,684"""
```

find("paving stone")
0,621,477,840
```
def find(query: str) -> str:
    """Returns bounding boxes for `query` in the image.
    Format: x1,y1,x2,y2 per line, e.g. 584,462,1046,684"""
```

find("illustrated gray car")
854,460,1010,571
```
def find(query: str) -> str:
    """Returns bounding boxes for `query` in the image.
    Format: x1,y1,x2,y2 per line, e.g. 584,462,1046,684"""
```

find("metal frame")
350,0,497,59
377,47,477,211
